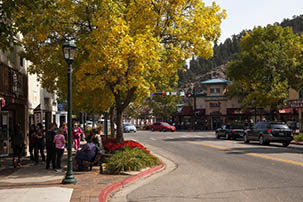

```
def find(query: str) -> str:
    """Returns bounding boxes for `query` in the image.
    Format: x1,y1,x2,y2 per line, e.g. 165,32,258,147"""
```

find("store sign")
288,100,303,108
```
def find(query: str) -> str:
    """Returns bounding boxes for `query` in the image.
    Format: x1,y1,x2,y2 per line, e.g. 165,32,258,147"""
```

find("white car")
123,123,136,133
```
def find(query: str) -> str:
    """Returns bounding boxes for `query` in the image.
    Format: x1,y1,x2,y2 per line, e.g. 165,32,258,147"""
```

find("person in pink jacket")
72,123,83,150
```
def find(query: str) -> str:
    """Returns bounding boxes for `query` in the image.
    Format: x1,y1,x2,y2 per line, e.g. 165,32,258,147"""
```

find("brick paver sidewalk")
0,157,128,202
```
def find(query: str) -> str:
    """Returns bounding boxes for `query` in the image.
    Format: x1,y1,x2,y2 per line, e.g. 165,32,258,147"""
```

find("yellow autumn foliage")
15,0,225,139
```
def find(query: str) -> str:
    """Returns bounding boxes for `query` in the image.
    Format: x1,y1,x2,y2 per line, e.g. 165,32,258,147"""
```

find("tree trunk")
109,106,115,138
113,87,136,143
116,107,124,143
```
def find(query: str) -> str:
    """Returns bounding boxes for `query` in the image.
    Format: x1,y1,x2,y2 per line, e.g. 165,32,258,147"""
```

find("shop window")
216,88,220,94
210,88,221,95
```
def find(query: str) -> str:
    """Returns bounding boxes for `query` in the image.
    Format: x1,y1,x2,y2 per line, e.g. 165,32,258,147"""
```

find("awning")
33,104,41,112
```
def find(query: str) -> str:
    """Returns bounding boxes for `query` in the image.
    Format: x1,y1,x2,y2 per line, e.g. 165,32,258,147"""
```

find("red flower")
102,139,150,153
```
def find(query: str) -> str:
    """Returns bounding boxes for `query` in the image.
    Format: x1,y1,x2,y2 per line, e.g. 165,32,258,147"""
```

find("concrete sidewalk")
0,155,128,202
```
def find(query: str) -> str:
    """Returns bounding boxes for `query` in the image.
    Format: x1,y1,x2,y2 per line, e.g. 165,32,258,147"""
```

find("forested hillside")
178,14,303,89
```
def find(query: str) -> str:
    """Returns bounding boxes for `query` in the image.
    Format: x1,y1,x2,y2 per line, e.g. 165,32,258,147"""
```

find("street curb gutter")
98,164,165,202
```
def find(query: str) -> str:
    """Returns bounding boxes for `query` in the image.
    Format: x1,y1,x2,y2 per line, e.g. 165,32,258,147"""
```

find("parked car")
123,122,136,133
151,122,176,132
86,121,94,128
215,124,245,140
243,121,293,147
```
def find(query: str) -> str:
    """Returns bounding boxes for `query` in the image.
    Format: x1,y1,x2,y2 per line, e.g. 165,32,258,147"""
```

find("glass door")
0,111,10,157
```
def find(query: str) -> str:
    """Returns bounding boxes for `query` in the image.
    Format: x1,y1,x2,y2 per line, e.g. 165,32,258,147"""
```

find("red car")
151,122,176,132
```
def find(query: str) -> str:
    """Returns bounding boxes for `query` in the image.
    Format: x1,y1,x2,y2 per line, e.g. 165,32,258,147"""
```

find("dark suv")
215,124,245,140
243,121,293,147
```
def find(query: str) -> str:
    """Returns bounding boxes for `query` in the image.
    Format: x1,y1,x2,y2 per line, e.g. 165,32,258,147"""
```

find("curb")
98,164,164,202
291,141,303,145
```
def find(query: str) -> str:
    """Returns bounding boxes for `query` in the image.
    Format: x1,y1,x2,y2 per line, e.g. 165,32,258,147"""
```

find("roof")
200,78,230,85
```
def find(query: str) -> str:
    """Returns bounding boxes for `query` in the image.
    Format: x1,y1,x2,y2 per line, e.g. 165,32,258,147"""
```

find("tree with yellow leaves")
15,0,226,142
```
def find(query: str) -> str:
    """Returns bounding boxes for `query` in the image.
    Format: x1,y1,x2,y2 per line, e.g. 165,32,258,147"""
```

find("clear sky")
204,0,303,43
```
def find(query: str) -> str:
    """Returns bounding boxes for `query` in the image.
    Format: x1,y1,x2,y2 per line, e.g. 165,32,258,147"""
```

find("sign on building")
288,99,303,108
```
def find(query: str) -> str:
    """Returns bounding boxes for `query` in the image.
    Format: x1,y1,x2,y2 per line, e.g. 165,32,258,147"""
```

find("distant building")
176,78,300,130
27,71,58,130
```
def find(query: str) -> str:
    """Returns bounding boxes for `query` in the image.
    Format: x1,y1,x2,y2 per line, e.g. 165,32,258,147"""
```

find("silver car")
123,122,136,133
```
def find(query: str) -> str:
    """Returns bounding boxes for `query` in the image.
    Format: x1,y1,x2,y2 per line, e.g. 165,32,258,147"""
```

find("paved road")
114,131,303,202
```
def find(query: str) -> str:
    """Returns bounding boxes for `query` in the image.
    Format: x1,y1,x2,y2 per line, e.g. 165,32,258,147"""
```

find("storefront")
0,64,28,156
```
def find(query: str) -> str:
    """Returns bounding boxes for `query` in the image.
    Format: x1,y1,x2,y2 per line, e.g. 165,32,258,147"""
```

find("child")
53,128,66,171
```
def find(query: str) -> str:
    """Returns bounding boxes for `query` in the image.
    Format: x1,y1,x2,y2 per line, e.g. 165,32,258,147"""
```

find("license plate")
279,132,284,136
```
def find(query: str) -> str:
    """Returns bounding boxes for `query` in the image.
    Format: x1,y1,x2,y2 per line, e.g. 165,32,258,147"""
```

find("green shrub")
294,134,303,142
105,147,161,174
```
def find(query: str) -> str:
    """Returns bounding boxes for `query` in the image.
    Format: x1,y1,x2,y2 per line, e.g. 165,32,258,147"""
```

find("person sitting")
75,135,97,171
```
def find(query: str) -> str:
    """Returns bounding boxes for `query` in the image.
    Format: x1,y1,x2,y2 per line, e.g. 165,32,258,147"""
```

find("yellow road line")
187,141,303,167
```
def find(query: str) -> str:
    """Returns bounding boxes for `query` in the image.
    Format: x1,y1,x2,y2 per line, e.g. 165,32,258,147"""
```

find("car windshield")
230,125,244,129
123,123,131,126
271,124,289,129
161,123,169,126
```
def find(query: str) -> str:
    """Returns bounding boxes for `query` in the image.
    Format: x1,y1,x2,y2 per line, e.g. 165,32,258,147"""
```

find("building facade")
177,78,298,130
0,47,28,157
27,71,58,130
0,44,58,157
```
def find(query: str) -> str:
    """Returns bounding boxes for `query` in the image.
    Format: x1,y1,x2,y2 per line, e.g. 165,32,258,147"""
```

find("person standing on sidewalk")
60,122,68,145
72,123,83,150
53,127,66,171
11,124,26,168
45,123,57,170
28,124,36,161
34,123,45,164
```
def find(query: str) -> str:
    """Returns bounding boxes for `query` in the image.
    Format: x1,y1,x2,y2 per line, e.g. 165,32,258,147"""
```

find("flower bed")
102,138,160,174
102,138,150,154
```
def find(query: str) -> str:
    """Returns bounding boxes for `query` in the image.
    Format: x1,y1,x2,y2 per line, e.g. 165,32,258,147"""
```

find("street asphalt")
114,130,303,202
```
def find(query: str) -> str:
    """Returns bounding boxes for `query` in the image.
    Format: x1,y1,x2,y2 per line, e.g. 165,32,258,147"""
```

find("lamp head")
62,40,77,64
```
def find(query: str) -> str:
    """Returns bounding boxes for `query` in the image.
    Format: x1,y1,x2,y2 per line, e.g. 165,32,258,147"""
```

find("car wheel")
243,134,249,143
215,133,220,139
225,133,230,140
259,135,264,145
282,141,290,147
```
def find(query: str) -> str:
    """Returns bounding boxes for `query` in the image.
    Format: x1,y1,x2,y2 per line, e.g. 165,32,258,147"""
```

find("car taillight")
267,129,271,133
232,130,235,133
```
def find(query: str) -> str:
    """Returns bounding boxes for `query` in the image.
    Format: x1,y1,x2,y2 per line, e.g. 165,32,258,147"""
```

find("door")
0,111,10,157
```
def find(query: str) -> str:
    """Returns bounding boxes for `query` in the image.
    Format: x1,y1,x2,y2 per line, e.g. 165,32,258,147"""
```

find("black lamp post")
62,40,77,185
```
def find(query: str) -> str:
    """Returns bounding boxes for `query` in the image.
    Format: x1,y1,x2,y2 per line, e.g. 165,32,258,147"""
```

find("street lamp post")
62,40,77,185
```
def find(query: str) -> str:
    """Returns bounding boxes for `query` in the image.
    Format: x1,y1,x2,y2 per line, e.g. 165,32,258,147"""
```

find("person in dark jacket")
34,123,45,163
75,135,96,171
28,124,36,161
12,124,25,168
45,123,57,169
